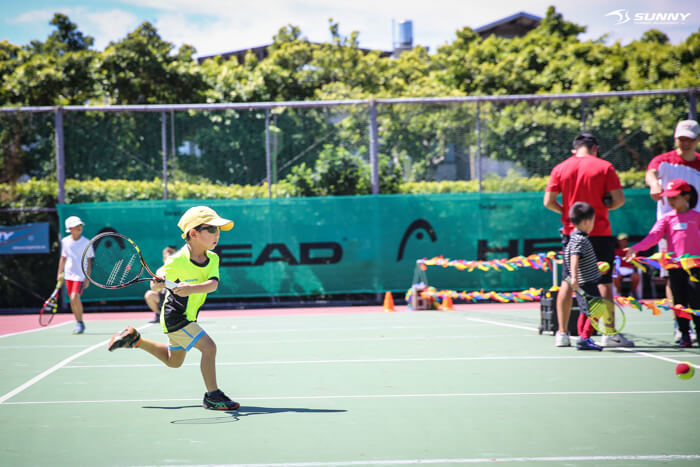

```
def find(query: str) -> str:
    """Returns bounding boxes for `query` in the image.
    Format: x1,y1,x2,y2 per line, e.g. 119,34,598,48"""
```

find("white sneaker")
555,331,571,347
601,333,635,347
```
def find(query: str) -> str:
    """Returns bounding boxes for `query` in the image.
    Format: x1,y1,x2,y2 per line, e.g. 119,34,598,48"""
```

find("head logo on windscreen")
396,219,437,261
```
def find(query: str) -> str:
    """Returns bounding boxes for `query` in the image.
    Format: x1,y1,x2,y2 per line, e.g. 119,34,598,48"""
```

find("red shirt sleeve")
647,152,672,172
546,166,561,192
604,165,622,192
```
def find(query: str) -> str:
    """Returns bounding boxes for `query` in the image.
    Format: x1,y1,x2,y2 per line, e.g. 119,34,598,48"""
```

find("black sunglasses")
195,225,219,234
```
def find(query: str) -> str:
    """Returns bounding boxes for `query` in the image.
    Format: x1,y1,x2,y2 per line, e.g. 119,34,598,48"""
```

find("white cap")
65,216,84,232
674,120,700,139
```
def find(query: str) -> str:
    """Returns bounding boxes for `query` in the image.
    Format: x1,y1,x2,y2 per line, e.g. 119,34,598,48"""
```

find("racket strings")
121,254,138,284
108,258,124,286
587,297,624,334
90,240,142,287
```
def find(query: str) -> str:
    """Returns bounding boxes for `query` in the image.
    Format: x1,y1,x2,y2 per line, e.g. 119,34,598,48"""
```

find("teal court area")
1,304,699,466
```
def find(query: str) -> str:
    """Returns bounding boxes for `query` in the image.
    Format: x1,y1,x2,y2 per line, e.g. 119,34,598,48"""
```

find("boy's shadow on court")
601,335,700,353
142,405,346,424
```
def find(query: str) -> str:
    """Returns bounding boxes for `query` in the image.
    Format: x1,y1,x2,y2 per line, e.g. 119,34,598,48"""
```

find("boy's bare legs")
194,334,218,393
69,292,84,322
138,339,187,368
556,280,572,335
554,280,573,347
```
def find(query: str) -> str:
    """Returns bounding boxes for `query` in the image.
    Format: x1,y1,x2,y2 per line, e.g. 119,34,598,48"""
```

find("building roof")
475,11,542,39
198,43,392,65
197,11,541,64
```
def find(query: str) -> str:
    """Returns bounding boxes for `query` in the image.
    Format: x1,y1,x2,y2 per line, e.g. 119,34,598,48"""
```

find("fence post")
265,109,272,199
581,98,587,132
369,99,379,194
55,107,65,204
170,110,176,184
690,89,697,121
161,112,168,200
476,101,482,192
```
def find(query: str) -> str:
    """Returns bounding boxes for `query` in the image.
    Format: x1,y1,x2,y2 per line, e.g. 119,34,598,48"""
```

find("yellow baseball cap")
178,206,234,239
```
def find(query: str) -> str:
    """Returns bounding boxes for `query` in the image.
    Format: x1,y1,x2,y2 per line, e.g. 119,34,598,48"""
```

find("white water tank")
397,20,413,47
393,20,413,57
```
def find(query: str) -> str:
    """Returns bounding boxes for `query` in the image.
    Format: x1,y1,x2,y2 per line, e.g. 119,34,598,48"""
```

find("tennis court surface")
1,303,699,467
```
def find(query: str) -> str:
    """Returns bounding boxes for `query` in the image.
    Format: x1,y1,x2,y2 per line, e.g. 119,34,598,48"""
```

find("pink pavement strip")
0,301,539,337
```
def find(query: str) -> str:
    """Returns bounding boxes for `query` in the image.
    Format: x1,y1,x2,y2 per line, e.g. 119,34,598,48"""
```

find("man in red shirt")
646,120,700,217
544,134,633,348
644,119,699,339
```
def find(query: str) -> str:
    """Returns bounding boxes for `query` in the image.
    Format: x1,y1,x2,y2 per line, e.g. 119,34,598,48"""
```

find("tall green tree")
99,22,205,104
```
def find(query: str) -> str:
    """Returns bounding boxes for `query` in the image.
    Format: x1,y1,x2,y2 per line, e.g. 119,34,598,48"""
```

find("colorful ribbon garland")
405,286,544,304
626,252,700,282
416,252,558,273
405,286,699,317
417,252,699,280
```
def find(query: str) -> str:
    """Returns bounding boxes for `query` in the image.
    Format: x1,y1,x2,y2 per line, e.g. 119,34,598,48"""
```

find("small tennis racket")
575,287,626,335
39,272,64,326
82,232,176,290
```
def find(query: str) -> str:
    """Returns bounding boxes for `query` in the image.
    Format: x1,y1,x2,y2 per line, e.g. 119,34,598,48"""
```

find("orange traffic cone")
440,295,453,311
383,291,395,312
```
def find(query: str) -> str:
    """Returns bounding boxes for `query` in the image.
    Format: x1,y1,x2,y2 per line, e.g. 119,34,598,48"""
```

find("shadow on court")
142,405,347,424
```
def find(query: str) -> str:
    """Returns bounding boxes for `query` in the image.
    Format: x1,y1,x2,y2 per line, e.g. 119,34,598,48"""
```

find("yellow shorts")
167,322,205,351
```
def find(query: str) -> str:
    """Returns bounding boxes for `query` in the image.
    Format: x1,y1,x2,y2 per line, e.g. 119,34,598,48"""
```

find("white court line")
0,323,152,404
462,317,537,332
463,317,700,369
618,347,700,369
3,389,700,406
0,320,72,339
134,454,700,466
63,354,657,369
215,334,534,345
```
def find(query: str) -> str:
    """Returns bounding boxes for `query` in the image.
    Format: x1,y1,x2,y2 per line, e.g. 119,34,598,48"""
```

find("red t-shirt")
647,150,700,172
647,150,700,218
546,155,622,236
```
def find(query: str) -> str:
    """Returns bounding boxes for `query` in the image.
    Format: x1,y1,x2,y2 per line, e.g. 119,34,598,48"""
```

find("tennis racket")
39,272,64,326
575,287,626,335
82,232,177,290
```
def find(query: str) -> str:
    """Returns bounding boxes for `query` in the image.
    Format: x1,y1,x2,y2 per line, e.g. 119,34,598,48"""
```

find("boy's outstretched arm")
172,279,218,297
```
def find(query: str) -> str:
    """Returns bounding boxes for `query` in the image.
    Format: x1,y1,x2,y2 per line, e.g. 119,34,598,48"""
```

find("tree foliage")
0,9,698,188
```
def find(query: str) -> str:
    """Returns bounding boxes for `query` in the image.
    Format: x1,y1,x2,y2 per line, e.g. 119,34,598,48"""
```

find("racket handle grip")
164,279,178,289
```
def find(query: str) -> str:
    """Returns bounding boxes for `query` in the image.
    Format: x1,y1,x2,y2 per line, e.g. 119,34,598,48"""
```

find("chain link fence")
0,89,697,199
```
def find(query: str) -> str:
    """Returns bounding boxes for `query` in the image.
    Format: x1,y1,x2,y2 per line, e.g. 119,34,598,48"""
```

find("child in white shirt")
57,216,94,334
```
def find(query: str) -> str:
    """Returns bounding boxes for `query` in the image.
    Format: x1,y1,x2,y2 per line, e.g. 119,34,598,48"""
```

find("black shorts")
562,235,615,284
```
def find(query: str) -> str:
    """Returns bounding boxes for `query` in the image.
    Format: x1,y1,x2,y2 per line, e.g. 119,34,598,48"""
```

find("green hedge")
1,169,647,207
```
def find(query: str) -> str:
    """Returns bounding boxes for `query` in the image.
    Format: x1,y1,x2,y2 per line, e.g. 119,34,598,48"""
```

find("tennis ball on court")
675,362,695,380
597,262,611,274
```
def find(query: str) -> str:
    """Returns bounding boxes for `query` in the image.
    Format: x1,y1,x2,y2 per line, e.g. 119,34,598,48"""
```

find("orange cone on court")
440,295,453,311
383,291,395,312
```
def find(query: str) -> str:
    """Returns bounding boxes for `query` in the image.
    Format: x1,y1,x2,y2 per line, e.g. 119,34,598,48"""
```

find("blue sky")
2,1,698,58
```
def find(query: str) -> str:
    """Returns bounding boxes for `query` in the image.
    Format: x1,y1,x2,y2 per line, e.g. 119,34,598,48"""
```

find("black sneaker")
203,389,240,411
148,313,160,324
107,326,141,351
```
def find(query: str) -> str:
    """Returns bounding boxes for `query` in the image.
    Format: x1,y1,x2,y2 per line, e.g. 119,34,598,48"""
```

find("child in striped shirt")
563,202,604,351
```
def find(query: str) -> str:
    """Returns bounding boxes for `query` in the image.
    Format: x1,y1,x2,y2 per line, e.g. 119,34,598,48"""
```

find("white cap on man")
65,216,84,232
674,120,700,139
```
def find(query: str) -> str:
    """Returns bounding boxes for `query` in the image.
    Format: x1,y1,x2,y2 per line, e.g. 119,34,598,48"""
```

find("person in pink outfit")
624,178,700,347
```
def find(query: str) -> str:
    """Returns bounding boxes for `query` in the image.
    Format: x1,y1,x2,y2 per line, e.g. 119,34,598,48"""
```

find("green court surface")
1,305,699,466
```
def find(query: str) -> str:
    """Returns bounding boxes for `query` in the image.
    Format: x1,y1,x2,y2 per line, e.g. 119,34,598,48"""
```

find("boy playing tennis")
107,206,240,411
58,216,94,335
563,202,604,351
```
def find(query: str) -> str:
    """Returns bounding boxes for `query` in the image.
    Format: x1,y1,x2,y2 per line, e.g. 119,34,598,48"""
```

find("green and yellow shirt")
160,245,220,333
